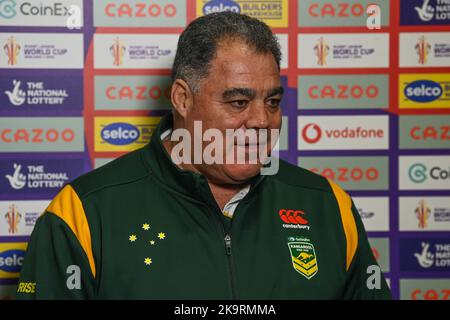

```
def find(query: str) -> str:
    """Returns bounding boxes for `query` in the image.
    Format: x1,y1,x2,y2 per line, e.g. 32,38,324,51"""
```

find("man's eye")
230,100,248,108
266,99,281,108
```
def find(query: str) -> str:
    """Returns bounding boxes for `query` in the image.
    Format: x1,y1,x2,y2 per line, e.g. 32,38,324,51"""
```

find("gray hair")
171,11,282,93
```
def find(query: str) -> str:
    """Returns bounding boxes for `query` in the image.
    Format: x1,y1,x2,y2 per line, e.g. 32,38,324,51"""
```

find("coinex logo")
310,166,379,182
1,128,75,143
104,2,177,18
308,2,370,17
106,84,170,101
279,209,308,225
308,83,379,100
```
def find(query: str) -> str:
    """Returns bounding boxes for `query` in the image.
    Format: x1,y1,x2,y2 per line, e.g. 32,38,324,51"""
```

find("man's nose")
245,101,269,129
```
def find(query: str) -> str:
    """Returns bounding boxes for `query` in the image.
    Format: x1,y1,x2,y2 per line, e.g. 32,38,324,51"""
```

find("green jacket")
17,114,391,300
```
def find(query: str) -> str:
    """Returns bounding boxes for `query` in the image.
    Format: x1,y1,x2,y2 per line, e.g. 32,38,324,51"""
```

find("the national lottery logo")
414,242,447,269
3,35,20,65
4,162,69,190
4,79,69,107
400,238,450,272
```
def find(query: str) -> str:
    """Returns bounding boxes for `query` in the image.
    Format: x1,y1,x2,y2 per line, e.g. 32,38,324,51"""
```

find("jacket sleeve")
327,179,392,300
16,185,97,300
340,199,392,300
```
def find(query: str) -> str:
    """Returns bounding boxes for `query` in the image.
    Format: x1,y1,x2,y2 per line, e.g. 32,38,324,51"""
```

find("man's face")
183,39,283,185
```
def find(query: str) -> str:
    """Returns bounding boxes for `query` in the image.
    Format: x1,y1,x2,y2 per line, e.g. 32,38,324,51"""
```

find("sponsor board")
399,73,450,109
0,33,83,69
298,0,390,27
94,75,172,111
94,0,186,27
298,156,389,191
95,117,161,152
399,115,450,149
400,33,450,67
353,197,389,232
400,0,450,26
369,238,390,273
400,279,450,300
0,158,84,197
0,200,48,236
0,0,83,27
94,34,178,69
400,238,450,272
196,0,288,27
0,242,27,279
297,115,389,150
0,117,84,152
298,74,389,110
298,33,389,68
0,74,82,111
399,156,450,190
400,197,450,231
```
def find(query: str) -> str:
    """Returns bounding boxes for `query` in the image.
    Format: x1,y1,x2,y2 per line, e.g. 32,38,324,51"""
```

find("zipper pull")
224,234,232,255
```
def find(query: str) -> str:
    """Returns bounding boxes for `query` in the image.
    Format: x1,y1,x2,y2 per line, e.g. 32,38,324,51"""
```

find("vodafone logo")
302,123,322,144
279,209,310,231
298,116,388,150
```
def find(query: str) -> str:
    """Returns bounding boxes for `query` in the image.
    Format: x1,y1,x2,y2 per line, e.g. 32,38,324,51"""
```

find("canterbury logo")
279,209,308,225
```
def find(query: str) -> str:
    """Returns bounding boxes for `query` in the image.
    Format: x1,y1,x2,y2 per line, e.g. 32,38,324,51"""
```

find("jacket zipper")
206,204,238,300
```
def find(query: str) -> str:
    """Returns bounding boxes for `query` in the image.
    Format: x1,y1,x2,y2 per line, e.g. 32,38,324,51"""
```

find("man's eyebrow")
222,86,284,100
266,86,284,98
222,88,256,100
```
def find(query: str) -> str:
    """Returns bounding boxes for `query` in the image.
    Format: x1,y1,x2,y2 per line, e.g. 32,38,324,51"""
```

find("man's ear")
171,79,194,119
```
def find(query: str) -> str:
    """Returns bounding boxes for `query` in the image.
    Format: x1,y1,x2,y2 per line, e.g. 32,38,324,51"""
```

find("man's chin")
223,163,263,183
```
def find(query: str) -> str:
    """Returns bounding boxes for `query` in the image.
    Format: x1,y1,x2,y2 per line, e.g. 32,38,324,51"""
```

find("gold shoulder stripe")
46,185,96,278
327,179,358,271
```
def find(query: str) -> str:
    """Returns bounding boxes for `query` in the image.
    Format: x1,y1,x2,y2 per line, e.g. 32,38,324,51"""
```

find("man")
17,12,391,299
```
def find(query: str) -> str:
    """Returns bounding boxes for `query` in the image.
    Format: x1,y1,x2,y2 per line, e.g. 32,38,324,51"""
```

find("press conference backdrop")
0,0,449,300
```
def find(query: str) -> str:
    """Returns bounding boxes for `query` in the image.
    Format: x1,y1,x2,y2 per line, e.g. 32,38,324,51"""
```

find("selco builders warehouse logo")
94,0,186,27
400,238,450,273
298,33,389,68
94,34,178,69
0,158,84,197
95,117,161,152
0,74,82,111
400,0,450,25
0,0,83,27
0,201,48,236
400,33,450,67
0,33,83,69
0,242,27,279
0,117,84,152
298,115,389,150
298,0,390,27
399,73,450,109
197,0,288,27
399,156,450,190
